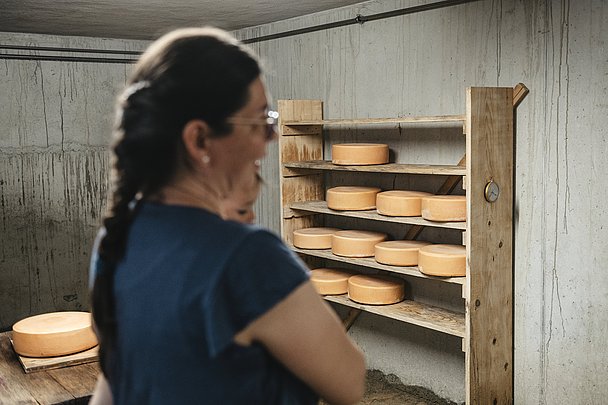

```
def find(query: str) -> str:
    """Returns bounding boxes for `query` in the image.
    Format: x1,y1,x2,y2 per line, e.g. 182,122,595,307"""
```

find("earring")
202,155,210,165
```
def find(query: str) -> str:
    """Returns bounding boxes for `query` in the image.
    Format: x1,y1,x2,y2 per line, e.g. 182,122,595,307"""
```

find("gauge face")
484,181,500,202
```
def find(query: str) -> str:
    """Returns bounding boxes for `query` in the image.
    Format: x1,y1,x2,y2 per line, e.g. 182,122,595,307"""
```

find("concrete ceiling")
0,0,365,40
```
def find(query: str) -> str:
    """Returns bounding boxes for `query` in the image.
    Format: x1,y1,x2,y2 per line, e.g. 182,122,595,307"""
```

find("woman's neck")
155,175,225,215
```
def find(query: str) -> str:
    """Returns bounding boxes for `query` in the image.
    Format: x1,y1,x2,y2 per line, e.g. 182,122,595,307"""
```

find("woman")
89,27,365,405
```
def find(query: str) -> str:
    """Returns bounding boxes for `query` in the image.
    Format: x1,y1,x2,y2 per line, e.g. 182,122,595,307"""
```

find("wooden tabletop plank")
0,332,70,404
47,362,99,399
0,331,98,404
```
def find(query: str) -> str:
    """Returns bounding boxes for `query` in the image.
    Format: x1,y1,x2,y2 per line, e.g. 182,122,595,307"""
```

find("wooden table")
0,331,99,404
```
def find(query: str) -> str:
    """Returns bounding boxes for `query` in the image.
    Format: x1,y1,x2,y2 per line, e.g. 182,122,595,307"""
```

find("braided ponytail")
91,27,261,380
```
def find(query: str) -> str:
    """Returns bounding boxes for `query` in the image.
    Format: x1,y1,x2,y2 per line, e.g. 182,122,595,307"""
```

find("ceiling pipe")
0,0,480,64
242,0,480,44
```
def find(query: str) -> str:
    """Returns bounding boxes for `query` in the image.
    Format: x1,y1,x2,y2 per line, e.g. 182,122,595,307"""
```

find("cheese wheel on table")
421,195,466,222
326,186,381,211
332,143,389,165
374,240,432,266
418,244,466,277
12,311,98,358
310,268,354,295
348,274,405,305
293,227,340,249
376,190,433,217
331,230,387,257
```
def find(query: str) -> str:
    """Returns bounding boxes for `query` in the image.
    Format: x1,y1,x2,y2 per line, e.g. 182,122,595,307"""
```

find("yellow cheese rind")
418,244,466,277
421,195,467,222
326,186,381,211
376,190,433,217
332,143,389,165
12,312,98,357
347,274,405,305
331,230,387,257
374,240,432,266
293,227,341,249
310,268,354,295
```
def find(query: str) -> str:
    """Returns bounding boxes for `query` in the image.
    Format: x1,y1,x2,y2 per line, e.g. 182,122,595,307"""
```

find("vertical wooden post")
277,100,324,245
465,87,514,404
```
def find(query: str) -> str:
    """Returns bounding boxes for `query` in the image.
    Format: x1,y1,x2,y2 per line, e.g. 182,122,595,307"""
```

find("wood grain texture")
324,294,465,337
278,100,324,245
281,215,322,246
282,176,324,219
465,87,514,404
280,134,323,177
46,362,99,399
289,245,465,285
290,200,466,230
0,331,98,404
284,114,465,126
284,160,466,175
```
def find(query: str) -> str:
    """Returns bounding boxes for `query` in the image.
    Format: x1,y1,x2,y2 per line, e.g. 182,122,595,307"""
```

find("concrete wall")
236,0,608,403
1,0,606,403
0,33,147,329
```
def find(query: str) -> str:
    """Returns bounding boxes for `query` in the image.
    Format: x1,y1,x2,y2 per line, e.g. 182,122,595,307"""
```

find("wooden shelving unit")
289,245,465,285
324,295,465,337
284,160,466,175
290,200,467,230
277,85,527,404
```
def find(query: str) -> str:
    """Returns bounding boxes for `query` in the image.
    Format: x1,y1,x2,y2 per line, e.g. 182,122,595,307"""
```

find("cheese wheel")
418,244,466,277
374,240,432,266
348,274,405,305
421,195,466,222
326,186,381,211
293,227,340,249
376,190,433,216
310,268,354,295
331,230,387,257
332,143,389,165
12,312,98,358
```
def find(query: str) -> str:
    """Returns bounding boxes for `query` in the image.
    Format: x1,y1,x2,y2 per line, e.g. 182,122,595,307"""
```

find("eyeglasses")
227,110,279,140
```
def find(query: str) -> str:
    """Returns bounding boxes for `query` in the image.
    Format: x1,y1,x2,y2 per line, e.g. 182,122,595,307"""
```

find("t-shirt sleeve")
202,229,310,357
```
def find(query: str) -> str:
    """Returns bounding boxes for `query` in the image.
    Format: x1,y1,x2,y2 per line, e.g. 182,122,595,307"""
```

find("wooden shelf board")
290,200,466,230
290,245,465,285
283,160,466,175
324,294,465,337
283,115,466,126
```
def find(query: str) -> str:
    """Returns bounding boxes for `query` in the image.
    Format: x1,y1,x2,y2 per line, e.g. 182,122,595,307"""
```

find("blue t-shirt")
90,202,317,404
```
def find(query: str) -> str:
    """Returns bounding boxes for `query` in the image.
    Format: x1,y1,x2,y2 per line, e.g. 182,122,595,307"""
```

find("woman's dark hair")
91,27,261,379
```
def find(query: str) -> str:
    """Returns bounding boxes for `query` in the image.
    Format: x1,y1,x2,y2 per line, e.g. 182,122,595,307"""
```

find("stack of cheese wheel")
418,244,466,277
326,186,381,211
348,274,405,305
376,190,433,217
332,230,387,257
421,195,466,222
331,143,389,165
293,227,340,249
12,311,98,357
310,268,354,295
374,240,432,266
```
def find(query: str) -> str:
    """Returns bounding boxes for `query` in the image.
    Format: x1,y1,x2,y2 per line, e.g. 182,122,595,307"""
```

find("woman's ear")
182,119,211,165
